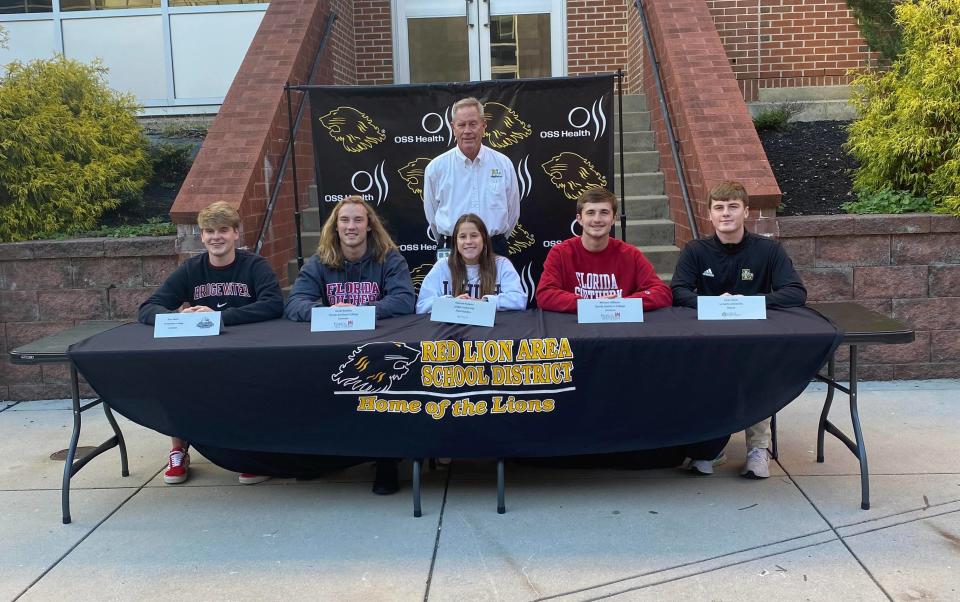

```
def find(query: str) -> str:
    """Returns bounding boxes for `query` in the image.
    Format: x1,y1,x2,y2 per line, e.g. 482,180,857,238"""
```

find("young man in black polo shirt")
139,201,284,485
671,181,806,478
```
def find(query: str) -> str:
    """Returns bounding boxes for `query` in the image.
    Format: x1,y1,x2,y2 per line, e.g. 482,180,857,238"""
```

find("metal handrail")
633,0,700,239
254,9,339,258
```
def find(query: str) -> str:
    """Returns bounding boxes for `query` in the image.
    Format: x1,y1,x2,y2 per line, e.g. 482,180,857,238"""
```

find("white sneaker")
741,447,770,479
238,474,270,485
686,453,726,476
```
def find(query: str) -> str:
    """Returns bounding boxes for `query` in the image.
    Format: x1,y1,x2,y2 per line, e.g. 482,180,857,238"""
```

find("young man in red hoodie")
537,187,729,474
537,187,672,312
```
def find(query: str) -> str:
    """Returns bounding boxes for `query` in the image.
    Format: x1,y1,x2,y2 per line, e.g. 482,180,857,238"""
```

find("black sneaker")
372,459,399,495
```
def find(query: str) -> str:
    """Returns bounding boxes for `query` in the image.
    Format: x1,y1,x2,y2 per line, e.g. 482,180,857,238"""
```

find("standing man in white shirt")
423,97,520,257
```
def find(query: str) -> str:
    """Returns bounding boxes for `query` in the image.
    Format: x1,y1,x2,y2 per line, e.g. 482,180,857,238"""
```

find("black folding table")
8,321,129,524
806,302,915,510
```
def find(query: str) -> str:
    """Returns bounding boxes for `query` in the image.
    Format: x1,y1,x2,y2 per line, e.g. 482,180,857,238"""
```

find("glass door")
395,0,564,83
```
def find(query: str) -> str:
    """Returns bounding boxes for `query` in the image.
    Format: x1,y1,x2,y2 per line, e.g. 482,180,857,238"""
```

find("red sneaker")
164,448,189,484
238,474,270,485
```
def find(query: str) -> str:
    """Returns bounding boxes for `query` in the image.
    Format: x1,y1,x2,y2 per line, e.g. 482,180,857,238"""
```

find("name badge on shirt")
154,312,222,338
577,298,644,324
311,306,376,331
697,296,767,320
431,296,496,327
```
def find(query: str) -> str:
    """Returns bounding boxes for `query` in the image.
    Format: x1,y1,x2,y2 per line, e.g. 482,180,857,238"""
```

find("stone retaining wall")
780,214,960,380
0,237,178,400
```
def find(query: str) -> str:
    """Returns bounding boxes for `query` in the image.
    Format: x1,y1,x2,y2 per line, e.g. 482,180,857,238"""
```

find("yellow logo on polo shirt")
741,268,754,281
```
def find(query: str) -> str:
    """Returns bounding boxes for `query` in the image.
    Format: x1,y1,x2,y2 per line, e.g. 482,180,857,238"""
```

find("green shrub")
846,0,903,62
847,0,960,216
753,103,803,132
842,187,934,213
39,217,177,240
0,56,151,242
149,143,194,190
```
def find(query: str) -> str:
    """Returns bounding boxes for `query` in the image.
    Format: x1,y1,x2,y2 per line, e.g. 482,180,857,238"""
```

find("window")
0,0,53,13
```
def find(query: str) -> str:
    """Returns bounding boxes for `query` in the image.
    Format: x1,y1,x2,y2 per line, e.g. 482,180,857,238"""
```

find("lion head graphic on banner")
318,106,386,153
409,263,435,294
541,152,608,200
507,223,535,255
398,158,432,197
332,342,421,392
483,102,531,149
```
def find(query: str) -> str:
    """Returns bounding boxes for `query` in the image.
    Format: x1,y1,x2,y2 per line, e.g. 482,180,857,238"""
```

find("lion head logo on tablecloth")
332,342,421,392
318,106,386,153
541,152,608,200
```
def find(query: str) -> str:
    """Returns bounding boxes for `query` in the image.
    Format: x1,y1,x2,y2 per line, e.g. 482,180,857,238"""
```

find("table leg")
848,347,870,510
770,413,779,460
62,366,83,525
816,355,836,463
102,402,129,477
496,458,505,514
412,459,422,518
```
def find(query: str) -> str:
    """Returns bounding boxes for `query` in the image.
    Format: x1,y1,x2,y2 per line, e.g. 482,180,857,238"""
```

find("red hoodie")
536,236,672,313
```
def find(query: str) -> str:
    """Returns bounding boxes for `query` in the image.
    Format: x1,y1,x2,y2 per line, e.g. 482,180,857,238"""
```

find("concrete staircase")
614,94,680,281
287,93,680,284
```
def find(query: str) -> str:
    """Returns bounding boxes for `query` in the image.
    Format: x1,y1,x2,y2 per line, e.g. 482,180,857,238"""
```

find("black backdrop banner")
307,75,615,305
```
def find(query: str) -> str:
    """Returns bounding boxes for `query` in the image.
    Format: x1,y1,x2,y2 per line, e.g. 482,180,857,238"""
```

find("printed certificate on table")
311,306,376,332
577,298,644,324
697,296,767,320
430,296,497,327
154,312,222,338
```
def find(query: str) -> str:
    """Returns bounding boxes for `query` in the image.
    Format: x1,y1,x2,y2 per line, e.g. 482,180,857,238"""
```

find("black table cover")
68,308,840,465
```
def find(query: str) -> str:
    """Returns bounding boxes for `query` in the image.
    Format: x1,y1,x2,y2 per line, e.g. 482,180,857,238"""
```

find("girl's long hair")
317,196,398,269
448,213,498,297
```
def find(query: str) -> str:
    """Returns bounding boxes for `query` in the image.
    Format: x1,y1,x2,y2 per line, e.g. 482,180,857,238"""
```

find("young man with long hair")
416,213,527,313
284,196,415,494
284,196,416,322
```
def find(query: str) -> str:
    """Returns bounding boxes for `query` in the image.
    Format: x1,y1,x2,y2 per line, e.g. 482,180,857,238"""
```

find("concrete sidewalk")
1,380,958,601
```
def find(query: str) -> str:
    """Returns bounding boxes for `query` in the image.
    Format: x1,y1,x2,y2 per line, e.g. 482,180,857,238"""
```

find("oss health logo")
540,94,608,141
351,160,390,206
394,106,455,146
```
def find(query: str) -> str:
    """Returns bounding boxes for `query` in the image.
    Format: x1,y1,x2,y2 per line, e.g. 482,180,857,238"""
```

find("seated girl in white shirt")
416,213,527,313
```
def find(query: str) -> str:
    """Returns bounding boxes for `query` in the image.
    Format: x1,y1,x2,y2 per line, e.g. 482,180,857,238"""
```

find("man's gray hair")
452,97,484,118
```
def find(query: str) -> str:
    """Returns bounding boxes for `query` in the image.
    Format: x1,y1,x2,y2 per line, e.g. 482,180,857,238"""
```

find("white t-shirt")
422,145,520,238
416,256,527,313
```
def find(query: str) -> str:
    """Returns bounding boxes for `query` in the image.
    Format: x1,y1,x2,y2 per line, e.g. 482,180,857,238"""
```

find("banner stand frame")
616,69,627,241
285,83,306,270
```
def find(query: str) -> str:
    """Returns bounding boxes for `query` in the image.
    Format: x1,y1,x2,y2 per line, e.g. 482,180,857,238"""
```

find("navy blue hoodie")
284,249,416,321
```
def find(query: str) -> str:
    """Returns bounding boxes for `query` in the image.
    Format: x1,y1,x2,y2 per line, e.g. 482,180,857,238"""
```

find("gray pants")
745,417,772,450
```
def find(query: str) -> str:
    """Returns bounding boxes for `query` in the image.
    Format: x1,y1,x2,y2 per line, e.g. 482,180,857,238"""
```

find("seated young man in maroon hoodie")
536,187,729,474
537,186,672,311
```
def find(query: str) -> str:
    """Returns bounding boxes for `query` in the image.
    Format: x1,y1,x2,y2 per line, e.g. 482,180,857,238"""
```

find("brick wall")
0,238,178,401
640,0,780,247
170,0,356,286
706,0,878,101
355,0,393,84
568,0,633,87
781,214,960,380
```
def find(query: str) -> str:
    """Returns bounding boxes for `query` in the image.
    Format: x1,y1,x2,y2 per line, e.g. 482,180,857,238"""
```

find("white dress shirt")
422,145,520,239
